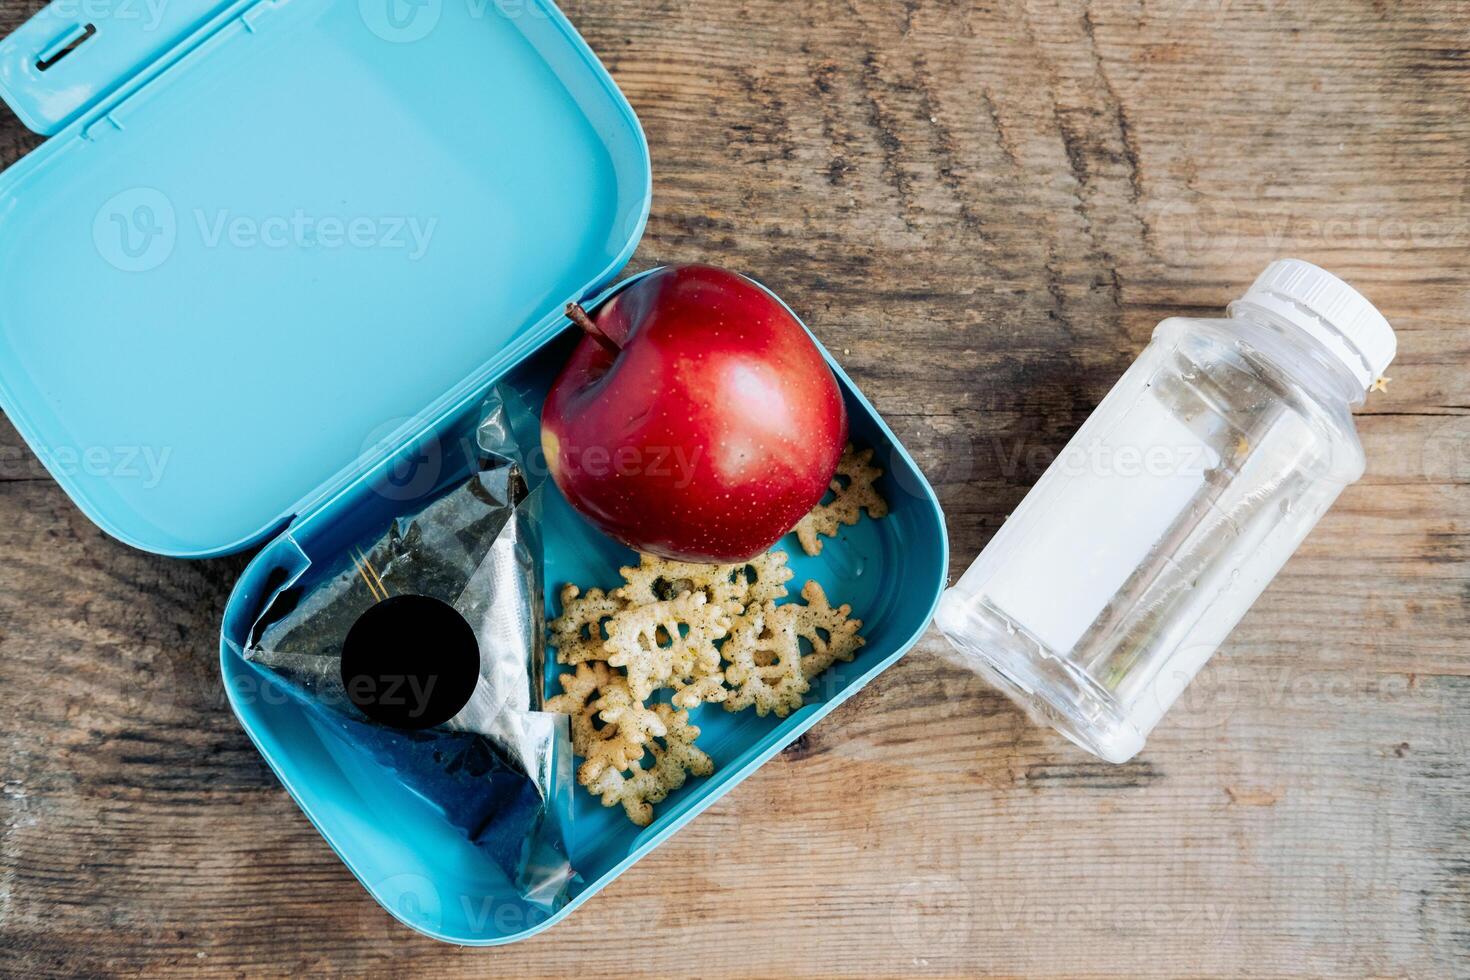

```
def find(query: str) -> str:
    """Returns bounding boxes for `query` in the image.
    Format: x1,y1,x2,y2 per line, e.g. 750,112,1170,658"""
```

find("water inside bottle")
943,323,1353,758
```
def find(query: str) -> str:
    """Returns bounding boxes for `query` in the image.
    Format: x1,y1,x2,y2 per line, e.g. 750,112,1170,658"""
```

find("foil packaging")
242,387,574,910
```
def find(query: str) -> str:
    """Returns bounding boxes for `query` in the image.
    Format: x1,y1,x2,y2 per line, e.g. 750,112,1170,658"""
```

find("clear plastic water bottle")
935,260,1396,763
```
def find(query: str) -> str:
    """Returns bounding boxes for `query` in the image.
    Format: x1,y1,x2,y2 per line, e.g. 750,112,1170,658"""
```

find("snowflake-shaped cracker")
613,550,793,617
670,638,732,707
670,671,728,709
722,601,810,718
548,584,625,666
603,590,732,701
792,444,889,556
585,704,714,826
739,550,795,607
793,580,864,679
545,662,647,785
590,680,668,747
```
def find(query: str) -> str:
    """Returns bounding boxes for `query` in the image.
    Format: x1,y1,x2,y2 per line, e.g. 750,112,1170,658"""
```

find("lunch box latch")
0,0,253,135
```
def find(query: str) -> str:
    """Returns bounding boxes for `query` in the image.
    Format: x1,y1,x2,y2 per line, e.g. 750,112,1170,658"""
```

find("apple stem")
566,302,621,355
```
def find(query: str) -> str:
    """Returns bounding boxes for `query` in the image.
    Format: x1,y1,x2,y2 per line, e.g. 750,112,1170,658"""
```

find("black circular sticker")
340,594,480,729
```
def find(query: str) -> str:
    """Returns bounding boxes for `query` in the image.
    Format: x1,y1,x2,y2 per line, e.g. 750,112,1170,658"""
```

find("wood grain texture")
1,0,1467,975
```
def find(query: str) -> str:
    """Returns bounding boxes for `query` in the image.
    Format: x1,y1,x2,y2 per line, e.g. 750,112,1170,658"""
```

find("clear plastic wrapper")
242,386,574,909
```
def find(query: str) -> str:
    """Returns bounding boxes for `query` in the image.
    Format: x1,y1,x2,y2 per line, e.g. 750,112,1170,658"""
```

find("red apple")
541,265,848,563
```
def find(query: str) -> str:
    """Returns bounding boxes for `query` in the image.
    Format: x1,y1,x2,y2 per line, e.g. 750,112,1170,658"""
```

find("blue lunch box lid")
0,0,651,556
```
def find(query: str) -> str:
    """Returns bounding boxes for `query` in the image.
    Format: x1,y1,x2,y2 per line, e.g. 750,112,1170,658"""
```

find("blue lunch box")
0,0,949,943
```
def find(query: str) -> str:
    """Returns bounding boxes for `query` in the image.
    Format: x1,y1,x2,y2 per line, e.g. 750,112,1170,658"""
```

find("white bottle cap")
1229,259,1396,389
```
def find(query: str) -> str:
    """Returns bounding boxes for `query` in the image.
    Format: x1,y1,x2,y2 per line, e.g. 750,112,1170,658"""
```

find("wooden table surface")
1,0,1467,975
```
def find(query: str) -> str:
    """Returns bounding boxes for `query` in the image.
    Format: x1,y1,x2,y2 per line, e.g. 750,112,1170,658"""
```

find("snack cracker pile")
546,445,889,825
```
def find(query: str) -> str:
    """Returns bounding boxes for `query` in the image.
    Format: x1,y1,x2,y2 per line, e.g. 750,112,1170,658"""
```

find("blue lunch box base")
221,278,948,943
